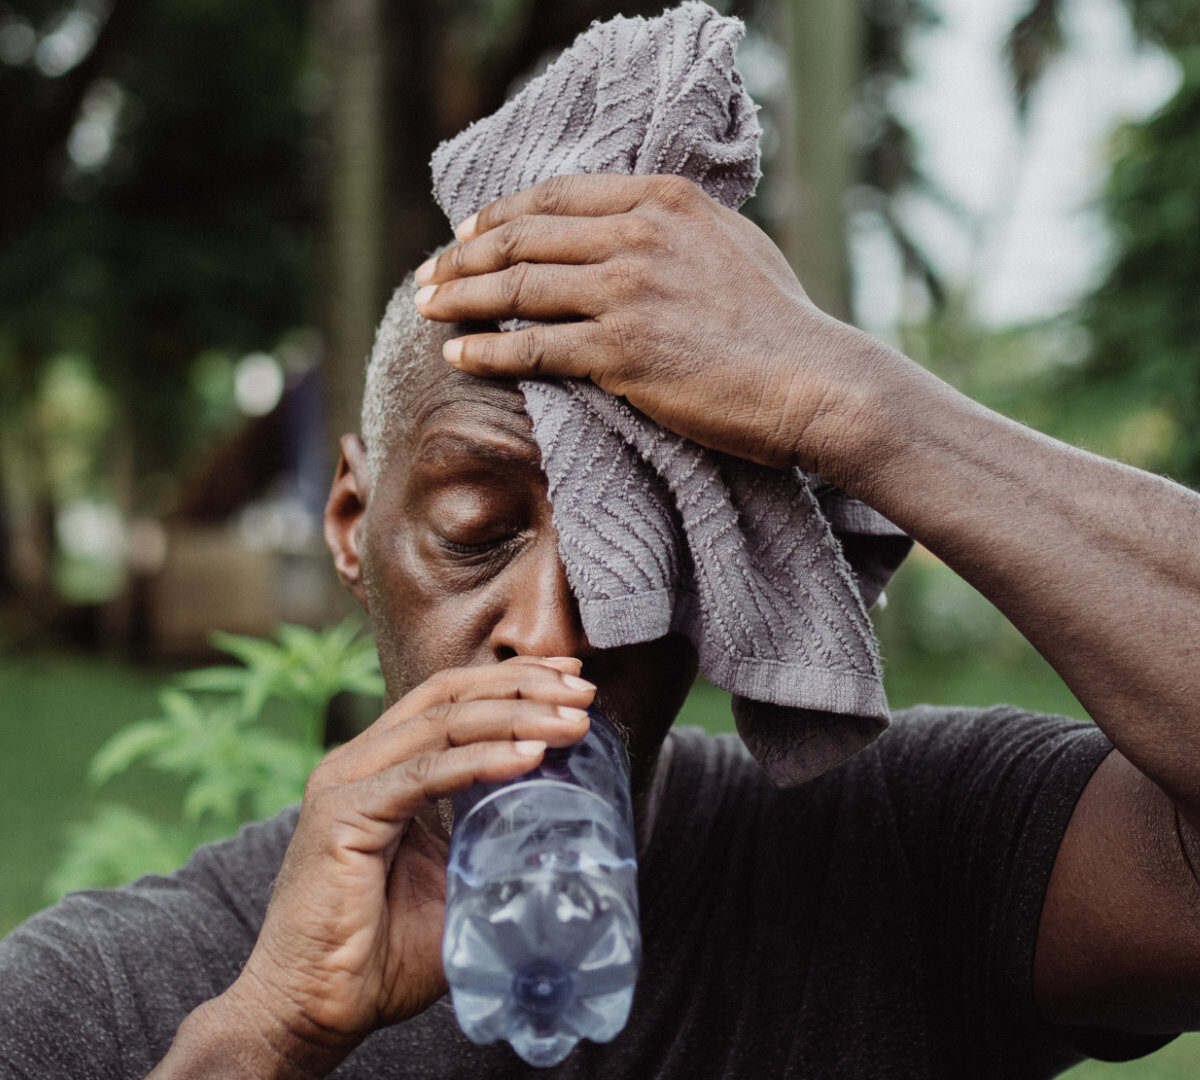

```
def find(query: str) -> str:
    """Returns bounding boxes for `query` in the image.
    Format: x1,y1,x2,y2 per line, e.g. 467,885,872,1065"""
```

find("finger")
506,655,585,676
443,320,611,382
457,174,678,240
387,740,548,812
411,658,595,710
357,660,595,747
320,740,549,851
416,262,606,324
321,657,592,770
418,216,624,287
397,697,591,759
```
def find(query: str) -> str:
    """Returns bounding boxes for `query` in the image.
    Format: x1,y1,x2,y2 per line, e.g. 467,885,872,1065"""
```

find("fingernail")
562,675,596,692
514,739,547,757
415,257,436,285
556,706,589,722
455,212,478,241
414,284,437,307
443,338,463,365
545,656,583,669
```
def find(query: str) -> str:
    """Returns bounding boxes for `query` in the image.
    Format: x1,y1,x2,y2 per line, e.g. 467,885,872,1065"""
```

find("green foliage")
0,0,319,483
1074,55,1200,487
45,621,383,899
1122,0,1200,53
1062,1031,1200,1080
1000,0,1200,489
180,621,386,748
45,806,205,899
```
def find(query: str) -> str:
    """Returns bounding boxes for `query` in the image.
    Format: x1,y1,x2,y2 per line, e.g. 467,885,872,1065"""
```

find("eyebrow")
412,430,542,471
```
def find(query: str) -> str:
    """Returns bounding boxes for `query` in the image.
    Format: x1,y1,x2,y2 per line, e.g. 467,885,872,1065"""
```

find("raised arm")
414,172,1200,1036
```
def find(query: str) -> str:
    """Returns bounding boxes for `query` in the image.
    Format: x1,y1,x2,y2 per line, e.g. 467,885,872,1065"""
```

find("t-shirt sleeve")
866,705,1171,1070
0,807,297,1079
0,896,124,1078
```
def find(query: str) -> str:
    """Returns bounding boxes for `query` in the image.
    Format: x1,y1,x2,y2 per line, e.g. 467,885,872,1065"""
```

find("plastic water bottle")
441,707,641,1067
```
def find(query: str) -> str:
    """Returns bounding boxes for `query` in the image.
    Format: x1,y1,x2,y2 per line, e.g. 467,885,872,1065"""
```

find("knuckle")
445,242,467,278
495,218,530,266
533,175,570,215
463,334,498,375
472,337,499,373
623,213,664,253
421,701,455,733
426,668,460,700
652,173,699,209
603,309,646,361
405,752,436,792
500,262,533,308
301,769,336,811
606,257,649,302
516,328,549,375
317,739,349,766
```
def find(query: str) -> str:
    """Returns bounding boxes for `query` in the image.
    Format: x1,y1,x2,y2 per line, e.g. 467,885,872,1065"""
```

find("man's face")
332,359,697,788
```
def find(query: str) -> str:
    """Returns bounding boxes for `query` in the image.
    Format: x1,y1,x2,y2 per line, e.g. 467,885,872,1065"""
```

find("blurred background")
1,0,1197,1073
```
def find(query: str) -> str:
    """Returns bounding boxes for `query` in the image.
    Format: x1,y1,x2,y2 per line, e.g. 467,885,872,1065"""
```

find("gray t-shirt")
0,707,1167,1077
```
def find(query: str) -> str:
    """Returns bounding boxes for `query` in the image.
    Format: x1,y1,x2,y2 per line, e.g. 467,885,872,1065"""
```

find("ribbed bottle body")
442,709,640,1067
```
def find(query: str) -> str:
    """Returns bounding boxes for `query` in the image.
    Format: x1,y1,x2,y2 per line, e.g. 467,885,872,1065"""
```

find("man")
3,174,1199,1078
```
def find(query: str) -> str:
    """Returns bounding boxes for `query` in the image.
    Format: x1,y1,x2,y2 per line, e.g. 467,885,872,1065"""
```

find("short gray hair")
361,271,433,479
362,244,477,479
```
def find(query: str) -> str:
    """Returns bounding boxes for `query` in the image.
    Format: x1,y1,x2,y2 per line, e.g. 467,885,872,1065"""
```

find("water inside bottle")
444,862,638,1066
443,710,641,1067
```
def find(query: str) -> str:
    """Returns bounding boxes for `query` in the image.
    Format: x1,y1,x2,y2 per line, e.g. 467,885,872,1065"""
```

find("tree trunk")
316,0,387,459
381,1,447,292
774,0,863,322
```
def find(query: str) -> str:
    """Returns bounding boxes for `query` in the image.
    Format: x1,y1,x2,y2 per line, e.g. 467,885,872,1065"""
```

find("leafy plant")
45,621,383,900
179,621,385,750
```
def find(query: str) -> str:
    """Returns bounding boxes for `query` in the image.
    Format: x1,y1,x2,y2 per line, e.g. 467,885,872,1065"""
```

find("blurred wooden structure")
138,367,340,659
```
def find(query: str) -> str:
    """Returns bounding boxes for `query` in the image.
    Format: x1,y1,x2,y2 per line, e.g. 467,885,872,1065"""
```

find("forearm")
831,355,1200,820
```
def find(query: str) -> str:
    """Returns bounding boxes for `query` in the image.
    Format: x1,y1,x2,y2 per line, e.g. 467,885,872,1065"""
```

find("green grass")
1061,1041,1200,1080
675,674,737,733
0,651,180,936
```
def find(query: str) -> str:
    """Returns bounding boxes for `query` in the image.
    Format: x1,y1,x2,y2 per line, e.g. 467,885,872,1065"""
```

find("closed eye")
436,533,520,558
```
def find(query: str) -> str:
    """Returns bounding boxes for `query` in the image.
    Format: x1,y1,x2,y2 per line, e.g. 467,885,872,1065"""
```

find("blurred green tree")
0,0,318,480
0,0,947,620
0,0,319,617
1078,59,1200,487
1002,0,1199,487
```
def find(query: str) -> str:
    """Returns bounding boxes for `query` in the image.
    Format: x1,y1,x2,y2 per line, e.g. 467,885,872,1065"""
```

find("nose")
489,534,590,661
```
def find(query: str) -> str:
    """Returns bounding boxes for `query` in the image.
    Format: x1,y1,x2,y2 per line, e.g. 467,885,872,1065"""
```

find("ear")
324,434,372,607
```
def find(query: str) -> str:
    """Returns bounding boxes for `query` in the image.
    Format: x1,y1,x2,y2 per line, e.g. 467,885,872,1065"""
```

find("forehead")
400,363,543,479
411,363,527,431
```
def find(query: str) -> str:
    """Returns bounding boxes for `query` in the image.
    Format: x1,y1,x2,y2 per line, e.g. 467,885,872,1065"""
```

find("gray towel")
430,2,910,785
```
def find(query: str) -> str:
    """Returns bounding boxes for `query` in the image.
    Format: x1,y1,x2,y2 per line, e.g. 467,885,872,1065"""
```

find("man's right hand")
414,173,926,483
149,656,594,1079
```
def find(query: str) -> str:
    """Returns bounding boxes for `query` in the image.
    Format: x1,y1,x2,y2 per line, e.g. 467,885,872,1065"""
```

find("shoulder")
657,708,1114,914
658,711,1116,1071
853,704,1113,834
666,705,1110,802
0,805,299,1079
874,702,1107,763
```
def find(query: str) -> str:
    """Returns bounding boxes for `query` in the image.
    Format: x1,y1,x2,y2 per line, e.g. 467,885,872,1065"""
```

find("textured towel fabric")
430,2,911,785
